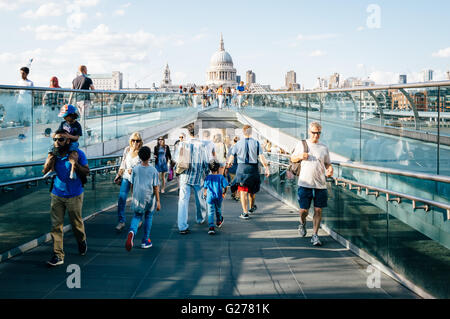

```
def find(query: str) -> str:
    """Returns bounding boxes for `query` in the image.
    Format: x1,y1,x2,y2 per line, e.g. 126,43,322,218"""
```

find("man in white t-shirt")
291,122,333,246
16,67,34,125
202,130,216,161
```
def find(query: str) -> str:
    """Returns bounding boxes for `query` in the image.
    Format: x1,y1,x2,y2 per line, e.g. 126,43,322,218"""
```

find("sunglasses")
131,139,142,143
53,137,66,142
311,131,321,135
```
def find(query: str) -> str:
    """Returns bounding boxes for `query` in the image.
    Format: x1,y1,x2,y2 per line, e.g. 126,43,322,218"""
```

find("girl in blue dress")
154,137,172,193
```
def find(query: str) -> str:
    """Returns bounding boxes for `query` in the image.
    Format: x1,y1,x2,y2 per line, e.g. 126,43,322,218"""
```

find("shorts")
238,186,256,194
298,187,328,210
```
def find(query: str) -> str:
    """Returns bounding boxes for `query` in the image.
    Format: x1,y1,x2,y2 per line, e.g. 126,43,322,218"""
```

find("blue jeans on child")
117,179,131,224
129,208,155,243
207,199,223,228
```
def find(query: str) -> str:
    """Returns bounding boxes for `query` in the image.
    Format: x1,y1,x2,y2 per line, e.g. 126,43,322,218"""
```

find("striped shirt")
175,138,209,186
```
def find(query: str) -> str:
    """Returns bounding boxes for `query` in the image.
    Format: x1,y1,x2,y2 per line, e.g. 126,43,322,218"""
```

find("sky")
0,0,449,89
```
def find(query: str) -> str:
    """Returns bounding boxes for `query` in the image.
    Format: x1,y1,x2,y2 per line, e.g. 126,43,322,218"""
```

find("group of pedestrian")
179,81,249,109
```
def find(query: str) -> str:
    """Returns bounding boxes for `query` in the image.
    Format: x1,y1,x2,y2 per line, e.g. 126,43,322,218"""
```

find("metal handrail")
334,177,450,220
262,157,450,219
263,152,450,183
0,155,123,170
1,80,449,95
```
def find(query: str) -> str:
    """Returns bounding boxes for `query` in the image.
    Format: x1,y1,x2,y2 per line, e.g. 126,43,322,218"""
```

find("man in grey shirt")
291,122,333,246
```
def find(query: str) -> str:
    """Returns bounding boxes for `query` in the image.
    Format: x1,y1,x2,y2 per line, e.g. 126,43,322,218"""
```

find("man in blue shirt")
236,81,245,108
227,125,270,220
43,129,90,266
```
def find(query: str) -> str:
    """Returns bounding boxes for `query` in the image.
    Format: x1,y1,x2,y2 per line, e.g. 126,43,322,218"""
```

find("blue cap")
58,104,77,118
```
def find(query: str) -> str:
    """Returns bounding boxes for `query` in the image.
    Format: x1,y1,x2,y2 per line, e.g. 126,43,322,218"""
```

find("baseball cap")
58,104,77,118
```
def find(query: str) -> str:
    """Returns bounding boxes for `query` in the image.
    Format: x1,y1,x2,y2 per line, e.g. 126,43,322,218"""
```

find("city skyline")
0,0,449,89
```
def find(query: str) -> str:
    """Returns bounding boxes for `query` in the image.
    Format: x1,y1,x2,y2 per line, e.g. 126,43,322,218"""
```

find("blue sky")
0,0,449,89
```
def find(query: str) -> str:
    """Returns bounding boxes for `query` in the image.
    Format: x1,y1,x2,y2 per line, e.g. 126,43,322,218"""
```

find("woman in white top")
213,133,227,175
114,132,143,231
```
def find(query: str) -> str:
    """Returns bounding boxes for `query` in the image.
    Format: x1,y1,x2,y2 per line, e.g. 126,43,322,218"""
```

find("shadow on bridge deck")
0,180,419,299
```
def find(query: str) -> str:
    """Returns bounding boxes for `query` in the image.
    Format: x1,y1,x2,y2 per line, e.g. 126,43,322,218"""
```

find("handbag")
175,144,191,175
114,174,123,185
287,140,308,177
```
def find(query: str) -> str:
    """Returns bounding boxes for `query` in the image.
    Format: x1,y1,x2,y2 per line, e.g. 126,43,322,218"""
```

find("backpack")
288,140,308,177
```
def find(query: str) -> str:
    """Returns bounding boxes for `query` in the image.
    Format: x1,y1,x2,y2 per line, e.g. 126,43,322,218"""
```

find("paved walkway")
0,180,419,299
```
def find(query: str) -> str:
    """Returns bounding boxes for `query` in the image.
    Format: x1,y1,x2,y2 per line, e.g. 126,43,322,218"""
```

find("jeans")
178,183,206,231
117,179,131,223
129,208,155,243
207,200,223,228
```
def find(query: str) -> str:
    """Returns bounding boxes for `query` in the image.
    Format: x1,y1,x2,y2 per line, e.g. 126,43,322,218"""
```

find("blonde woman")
114,132,143,232
213,133,227,175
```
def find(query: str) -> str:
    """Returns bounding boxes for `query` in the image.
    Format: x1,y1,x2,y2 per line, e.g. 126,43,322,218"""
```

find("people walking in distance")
125,146,161,251
226,125,270,219
290,122,333,246
231,87,237,107
227,136,240,201
16,66,34,126
70,65,95,121
179,85,183,93
225,87,232,108
154,137,172,194
42,105,83,181
203,160,228,235
202,130,216,162
207,86,212,106
175,126,209,234
213,133,227,175
43,129,89,266
217,85,224,109
42,77,65,124
236,81,245,108
114,132,143,232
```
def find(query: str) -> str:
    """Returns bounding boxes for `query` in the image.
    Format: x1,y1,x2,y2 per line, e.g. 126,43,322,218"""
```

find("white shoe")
311,234,322,246
115,222,126,232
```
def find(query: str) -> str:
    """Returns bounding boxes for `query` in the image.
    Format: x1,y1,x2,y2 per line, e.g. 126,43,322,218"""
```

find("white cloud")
432,47,450,58
357,26,365,32
22,2,64,18
67,11,88,29
310,50,327,57
21,25,74,41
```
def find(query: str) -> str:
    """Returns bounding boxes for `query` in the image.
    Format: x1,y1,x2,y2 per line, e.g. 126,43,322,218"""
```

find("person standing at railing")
16,67,34,126
290,122,333,247
69,65,95,121
217,85,224,109
42,76,65,124
226,125,270,220
236,81,245,108
114,132,143,232
44,128,90,267
154,137,172,194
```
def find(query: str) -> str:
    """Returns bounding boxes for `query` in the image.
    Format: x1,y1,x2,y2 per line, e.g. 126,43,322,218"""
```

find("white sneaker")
311,234,322,246
298,223,307,237
115,222,126,232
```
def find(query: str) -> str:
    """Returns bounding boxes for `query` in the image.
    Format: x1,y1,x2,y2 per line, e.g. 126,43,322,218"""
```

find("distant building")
161,63,172,87
315,77,328,90
329,73,340,89
423,69,434,82
90,71,123,90
399,74,407,84
246,70,256,85
236,75,241,84
285,71,300,90
353,78,375,87
343,77,359,88
206,34,237,88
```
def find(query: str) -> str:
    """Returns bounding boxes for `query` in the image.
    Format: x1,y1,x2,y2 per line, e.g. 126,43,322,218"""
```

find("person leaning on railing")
114,132,143,232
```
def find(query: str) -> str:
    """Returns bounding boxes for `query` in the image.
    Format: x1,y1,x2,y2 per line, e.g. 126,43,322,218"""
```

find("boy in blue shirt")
203,160,229,235
125,146,161,251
